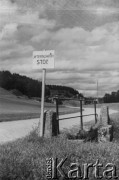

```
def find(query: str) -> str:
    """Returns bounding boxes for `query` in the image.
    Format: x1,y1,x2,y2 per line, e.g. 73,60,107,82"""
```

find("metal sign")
33,50,55,69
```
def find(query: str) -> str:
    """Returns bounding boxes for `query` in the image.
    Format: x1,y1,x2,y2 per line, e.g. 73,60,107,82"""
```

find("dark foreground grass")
0,113,119,180
0,133,119,180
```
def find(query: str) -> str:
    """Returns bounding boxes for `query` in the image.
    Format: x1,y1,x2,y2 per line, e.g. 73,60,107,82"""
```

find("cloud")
0,0,17,27
46,22,119,96
0,0,119,96
0,0,17,15
50,23,119,73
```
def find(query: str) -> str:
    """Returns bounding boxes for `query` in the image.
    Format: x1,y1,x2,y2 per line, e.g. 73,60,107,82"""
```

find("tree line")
103,91,119,103
0,71,82,99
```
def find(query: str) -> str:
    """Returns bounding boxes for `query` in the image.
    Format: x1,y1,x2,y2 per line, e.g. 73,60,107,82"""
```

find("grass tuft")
0,112,119,179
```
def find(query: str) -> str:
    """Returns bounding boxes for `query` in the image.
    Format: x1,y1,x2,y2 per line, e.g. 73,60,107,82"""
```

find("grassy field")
1,87,119,122
0,88,80,122
0,88,119,179
0,109,119,179
84,102,119,111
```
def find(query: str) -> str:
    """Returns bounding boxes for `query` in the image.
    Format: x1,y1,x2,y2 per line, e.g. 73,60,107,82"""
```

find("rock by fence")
98,106,113,142
100,106,110,126
84,105,113,143
43,110,59,138
98,125,113,142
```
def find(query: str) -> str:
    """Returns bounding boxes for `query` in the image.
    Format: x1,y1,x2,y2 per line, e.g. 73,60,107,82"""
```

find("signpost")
33,50,55,69
33,50,55,137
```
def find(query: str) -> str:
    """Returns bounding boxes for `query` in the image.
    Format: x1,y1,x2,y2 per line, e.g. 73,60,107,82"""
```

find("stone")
100,106,110,126
97,106,114,142
98,125,113,142
43,110,59,138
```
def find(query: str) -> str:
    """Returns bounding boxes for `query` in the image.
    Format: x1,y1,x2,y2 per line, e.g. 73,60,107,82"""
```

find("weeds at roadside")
0,112,119,179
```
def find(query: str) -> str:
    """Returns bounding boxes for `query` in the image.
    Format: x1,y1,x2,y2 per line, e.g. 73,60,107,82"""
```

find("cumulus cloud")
0,0,119,96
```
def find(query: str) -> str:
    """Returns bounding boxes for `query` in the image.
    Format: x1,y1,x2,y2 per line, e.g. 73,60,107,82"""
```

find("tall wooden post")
80,100,83,130
39,68,46,137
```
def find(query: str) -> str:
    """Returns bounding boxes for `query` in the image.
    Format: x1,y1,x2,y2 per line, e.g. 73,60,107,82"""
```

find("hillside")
0,87,54,121
0,87,80,122
0,87,56,113
0,71,82,99
0,87,17,98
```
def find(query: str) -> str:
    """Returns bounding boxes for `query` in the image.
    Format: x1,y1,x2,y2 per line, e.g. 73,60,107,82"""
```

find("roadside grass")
0,113,40,122
0,112,119,179
63,99,81,107
0,108,80,122
63,101,119,109
84,102,119,111
1,92,119,123
107,103,119,111
0,92,81,122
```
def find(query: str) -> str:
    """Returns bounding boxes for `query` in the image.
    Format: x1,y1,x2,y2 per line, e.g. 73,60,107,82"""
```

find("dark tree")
0,70,83,99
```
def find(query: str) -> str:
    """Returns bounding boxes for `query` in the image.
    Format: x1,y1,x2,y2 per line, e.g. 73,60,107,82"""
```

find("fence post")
80,100,83,130
94,100,97,124
55,98,59,134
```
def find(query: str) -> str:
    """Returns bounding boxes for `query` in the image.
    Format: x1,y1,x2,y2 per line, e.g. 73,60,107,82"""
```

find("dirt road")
0,108,117,144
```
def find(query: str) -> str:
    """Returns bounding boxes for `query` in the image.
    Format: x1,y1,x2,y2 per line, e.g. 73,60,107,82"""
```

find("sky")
0,0,119,97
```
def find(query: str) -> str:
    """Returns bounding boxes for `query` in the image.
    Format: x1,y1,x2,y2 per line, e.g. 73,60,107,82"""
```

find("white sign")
33,50,55,69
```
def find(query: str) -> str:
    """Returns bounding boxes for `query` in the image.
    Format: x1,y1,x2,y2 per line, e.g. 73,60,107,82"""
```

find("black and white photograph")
0,0,119,179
